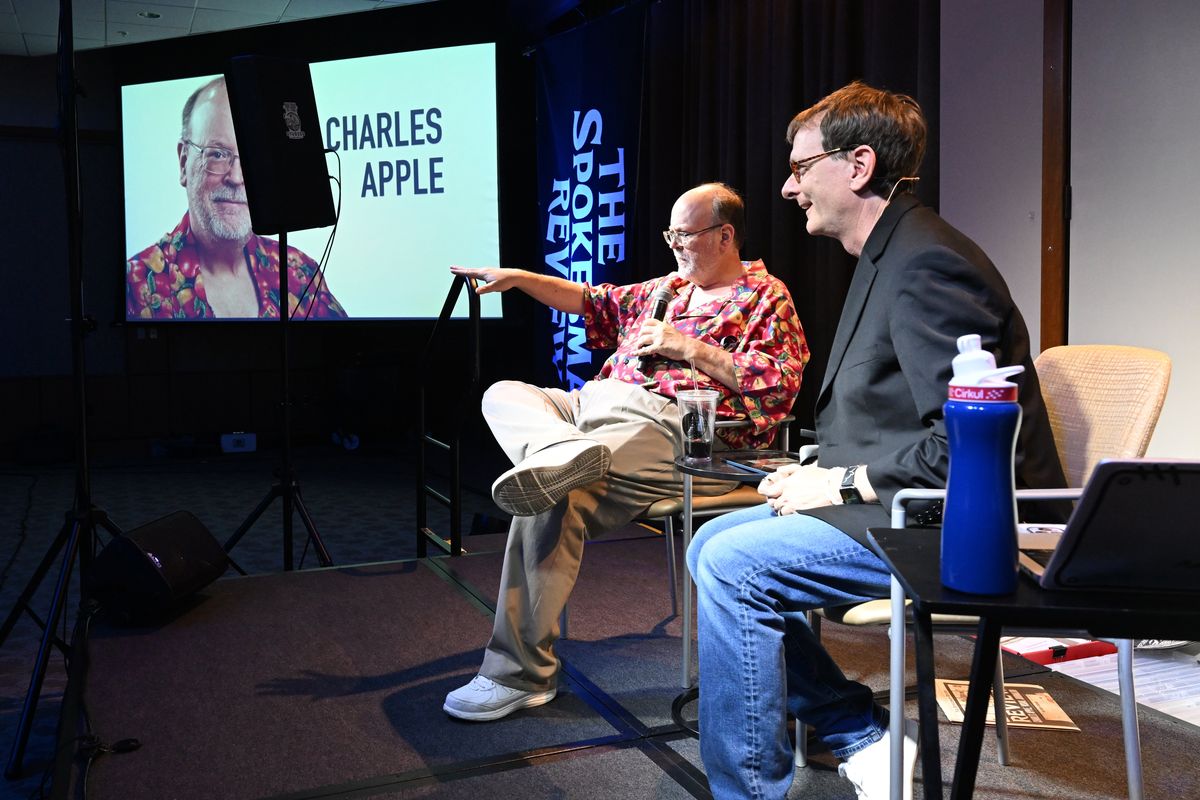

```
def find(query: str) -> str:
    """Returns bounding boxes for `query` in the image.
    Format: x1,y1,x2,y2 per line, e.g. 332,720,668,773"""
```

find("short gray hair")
180,76,226,141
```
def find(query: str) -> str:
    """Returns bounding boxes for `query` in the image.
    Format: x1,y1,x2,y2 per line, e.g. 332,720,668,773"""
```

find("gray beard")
202,208,252,242
189,179,252,243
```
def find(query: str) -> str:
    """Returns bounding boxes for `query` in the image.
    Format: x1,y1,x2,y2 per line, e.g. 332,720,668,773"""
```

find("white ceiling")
0,0,435,57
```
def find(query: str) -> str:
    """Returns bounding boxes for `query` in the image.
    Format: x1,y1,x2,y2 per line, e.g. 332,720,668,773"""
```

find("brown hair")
786,81,926,198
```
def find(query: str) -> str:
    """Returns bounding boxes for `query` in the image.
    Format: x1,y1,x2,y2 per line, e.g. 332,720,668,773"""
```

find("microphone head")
650,282,677,306
637,280,679,373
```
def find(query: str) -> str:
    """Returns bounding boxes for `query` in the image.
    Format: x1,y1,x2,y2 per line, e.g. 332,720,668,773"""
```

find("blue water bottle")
940,334,1024,594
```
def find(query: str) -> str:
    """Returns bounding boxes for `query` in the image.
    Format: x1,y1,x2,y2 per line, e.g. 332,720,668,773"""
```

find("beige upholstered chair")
1036,344,1171,486
812,344,1172,797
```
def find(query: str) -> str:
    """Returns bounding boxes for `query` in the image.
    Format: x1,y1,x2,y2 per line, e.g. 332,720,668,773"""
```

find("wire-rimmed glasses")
788,147,850,181
662,223,722,247
183,140,241,176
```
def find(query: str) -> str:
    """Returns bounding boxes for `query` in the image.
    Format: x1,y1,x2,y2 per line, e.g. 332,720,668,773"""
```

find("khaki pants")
478,378,735,690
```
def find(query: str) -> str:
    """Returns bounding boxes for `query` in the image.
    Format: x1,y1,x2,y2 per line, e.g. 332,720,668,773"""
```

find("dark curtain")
625,0,940,428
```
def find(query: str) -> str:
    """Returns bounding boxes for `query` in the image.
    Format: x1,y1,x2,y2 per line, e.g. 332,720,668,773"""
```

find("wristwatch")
840,465,864,505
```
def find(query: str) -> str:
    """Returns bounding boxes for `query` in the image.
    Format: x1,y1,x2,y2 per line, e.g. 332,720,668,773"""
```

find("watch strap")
839,465,863,505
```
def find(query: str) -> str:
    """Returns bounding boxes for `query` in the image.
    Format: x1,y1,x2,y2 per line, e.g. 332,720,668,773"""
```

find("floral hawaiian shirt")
126,213,347,320
582,260,808,450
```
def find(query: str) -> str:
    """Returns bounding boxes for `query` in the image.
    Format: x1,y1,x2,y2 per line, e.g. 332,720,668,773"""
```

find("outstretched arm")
449,266,585,316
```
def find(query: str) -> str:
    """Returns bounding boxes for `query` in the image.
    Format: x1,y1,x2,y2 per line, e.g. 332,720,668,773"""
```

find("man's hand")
449,265,524,295
633,317,739,389
633,318,695,362
756,462,803,496
448,266,585,315
758,464,842,515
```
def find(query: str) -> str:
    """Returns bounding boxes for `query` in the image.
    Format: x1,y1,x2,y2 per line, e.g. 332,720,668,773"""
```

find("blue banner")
534,8,643,388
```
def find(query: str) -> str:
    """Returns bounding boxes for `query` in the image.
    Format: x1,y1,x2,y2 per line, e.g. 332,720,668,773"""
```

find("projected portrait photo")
125,76,346,320
122,44,503,322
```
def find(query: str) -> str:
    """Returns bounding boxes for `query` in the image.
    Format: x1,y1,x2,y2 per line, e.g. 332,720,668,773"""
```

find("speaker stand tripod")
0,1,123,777
222,228,333,572
0,501,120,778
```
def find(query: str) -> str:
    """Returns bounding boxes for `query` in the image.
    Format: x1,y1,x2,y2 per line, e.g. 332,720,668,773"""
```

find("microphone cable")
292,147,343,321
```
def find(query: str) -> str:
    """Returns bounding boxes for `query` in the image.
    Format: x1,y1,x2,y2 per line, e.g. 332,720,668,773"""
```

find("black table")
673,450,769,686
866,527,1200,800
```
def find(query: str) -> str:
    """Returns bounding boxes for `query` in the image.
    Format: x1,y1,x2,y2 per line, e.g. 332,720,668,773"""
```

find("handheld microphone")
636,283,678,373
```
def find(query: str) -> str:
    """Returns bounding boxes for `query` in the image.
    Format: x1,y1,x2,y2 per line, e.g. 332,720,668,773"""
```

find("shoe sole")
442,688,557,722
904,722,919,800
492,445,611,516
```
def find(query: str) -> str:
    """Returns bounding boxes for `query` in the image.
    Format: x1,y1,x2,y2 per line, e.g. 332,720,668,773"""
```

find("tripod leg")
282,479,294,572
292,484,333,567
224,484,282,554
93,510,123,539
5,516,83,780
0,516,73,649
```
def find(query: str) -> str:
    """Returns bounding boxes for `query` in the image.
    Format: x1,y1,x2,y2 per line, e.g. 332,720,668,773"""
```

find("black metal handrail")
416,274,481,557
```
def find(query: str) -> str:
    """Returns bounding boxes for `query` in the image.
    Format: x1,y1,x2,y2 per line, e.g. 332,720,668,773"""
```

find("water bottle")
940,334,1025,594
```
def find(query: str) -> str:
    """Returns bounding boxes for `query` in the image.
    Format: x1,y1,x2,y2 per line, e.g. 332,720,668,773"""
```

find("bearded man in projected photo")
442,182,808,723
126,77,346,320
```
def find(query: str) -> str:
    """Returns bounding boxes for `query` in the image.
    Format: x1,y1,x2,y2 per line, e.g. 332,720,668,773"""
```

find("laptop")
1017,459,1200,592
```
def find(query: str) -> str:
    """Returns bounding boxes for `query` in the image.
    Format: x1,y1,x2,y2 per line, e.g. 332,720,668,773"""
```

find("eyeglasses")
662,223,722,247
183,140,241,175
788,147,850,182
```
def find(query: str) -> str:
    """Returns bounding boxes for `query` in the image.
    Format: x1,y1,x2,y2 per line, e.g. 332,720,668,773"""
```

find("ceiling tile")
3,0,442,57
66,15,106,37
106,19,187,44
191,7,276,33
7,32,105,54
22,33,57,55
281,0,379,21
74,0,105,21
11,0,57,35
199,0,288,13
0,31,25,54
107,1,195,28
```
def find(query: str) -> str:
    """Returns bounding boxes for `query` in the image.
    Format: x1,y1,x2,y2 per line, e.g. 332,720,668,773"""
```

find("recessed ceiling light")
137,11,162,19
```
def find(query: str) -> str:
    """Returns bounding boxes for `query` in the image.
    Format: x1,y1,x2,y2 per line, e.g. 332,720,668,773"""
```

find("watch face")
840,485,863,505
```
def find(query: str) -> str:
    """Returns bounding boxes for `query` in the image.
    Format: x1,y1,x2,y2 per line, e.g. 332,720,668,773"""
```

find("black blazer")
803,194,1066,543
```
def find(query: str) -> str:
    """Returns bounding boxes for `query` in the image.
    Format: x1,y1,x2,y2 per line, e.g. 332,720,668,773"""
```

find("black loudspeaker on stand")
222,55,337,571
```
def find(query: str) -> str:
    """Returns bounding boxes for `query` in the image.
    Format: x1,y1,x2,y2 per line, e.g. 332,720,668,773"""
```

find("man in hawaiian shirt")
443,182,808,721
126,77,346,320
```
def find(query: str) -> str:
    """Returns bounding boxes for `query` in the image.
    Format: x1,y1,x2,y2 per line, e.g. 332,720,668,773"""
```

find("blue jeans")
686,503,894,799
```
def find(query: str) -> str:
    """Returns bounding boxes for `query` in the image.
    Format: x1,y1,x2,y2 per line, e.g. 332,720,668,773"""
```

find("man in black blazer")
686,82,1065,800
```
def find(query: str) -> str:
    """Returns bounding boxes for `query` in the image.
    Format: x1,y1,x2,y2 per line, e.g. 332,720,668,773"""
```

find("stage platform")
68,530,1200,799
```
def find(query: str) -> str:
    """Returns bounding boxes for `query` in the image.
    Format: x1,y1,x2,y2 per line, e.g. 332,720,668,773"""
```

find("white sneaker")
837,719,919,800
443,675,557,721
491,439,611,516
1134,639,1190,650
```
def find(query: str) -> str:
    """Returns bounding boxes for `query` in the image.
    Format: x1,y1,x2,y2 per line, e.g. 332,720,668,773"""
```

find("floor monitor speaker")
89,511,228,621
